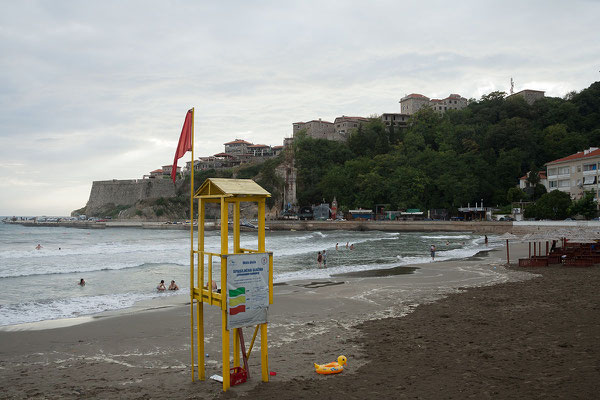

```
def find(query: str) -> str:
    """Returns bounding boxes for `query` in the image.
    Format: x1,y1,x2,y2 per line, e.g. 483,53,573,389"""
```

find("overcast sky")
1,0,599,215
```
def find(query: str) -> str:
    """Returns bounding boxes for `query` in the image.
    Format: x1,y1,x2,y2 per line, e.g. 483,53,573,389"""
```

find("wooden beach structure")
189,177,273,391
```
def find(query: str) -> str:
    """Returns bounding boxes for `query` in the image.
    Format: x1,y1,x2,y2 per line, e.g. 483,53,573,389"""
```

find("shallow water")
0,223,497,326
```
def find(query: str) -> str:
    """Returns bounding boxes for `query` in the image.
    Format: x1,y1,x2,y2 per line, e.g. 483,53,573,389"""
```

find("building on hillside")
272,145,284,156
149,169,163,178
292,119,335,140
224,139,253,155
545,147,600,200
519,171,548,191
213,153,240,168
400,93,468,115
283,137,294,148
506,89,545,105
185,160,201,173
248,144,271,157
380,113,409,128
400,93,430,114
333,116,370,139
161,165,180,177
197,156,224,170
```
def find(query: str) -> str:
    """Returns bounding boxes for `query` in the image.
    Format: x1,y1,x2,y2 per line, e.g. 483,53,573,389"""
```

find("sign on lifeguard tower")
226,253,269,329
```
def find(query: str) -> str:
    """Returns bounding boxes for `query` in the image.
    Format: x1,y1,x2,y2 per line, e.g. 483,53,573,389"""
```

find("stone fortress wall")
84,179,178,214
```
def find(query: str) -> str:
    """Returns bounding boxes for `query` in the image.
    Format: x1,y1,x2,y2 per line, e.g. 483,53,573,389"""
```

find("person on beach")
79,278,85,286
430,245,436,260
168,280,179,290
346,242,349,249
336,243,339,250
317,251,322,268
323,250,327,267
35,244,42,250
484,235,488,245
350,244,354,250
157,280,166,291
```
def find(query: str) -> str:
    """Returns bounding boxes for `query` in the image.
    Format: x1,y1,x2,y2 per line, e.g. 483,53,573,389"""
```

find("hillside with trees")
293,81,600,216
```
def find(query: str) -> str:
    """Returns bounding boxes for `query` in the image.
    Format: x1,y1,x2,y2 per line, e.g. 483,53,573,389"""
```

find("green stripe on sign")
229,287,246,297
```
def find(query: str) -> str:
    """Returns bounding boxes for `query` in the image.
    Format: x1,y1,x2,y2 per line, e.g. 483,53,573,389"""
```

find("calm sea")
0,222,498,326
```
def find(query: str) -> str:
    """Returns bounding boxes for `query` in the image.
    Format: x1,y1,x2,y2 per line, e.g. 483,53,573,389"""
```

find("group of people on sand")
157,280,179,291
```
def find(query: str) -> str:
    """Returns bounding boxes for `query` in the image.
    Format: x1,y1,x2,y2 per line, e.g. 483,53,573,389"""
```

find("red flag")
172,109,193,182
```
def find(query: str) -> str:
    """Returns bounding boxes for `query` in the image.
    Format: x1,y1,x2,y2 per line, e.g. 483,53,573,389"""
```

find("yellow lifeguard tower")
190,178,273,391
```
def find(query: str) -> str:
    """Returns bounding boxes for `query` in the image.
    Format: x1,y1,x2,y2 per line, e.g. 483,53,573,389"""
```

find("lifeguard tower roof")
195,178,271,197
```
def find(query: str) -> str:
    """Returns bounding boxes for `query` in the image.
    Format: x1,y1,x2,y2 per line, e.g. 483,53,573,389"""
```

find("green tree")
533,190,572,220
568,191,597,219
507,187,529,203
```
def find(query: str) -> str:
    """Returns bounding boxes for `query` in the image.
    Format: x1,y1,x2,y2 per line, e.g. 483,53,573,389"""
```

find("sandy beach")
1,242,599,399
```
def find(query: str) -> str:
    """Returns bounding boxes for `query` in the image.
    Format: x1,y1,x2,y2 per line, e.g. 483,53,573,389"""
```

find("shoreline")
0,243,539,399
0,241,502,331
4,218,514,233
6,218,600,235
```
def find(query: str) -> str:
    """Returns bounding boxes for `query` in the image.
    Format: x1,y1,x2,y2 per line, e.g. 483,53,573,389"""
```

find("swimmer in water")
35,244,42,250
79,278,85,286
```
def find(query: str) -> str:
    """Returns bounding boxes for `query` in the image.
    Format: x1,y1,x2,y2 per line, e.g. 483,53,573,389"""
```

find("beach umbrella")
499,232,520,264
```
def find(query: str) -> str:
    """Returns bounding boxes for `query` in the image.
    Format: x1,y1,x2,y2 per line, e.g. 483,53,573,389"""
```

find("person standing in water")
317,251,322,268
322,250,327,267
79,278,85,286
484,235,488,245
430,244,436,260
157,280,166,291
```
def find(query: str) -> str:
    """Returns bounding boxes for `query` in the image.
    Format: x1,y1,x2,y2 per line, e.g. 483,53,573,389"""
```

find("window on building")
584,176,597,185
547,168,557,176
583,163,597,171
558,180,570,188
549,181,558,188
558,166,570,175
354,124,357,127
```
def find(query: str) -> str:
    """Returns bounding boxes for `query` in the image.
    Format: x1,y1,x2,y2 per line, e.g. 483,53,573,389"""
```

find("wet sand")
2,243,598,398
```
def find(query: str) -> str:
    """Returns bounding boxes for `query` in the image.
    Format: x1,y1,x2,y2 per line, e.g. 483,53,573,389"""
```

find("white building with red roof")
519,170,548,191
545,147,600,200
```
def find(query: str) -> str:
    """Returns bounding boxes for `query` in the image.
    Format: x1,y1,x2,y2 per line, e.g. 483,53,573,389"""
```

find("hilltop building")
399,93,468,115
380,113,409,127
545,147,600,200
506,89,545,105
292,119,335,140
292,116,370,143
333,116,370,139
224,139,253,155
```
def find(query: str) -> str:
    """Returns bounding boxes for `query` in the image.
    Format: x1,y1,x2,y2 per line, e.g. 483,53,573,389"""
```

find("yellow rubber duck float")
314,355,347,375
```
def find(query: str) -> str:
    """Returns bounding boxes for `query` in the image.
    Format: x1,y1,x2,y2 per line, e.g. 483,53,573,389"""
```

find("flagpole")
189,107,195,381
